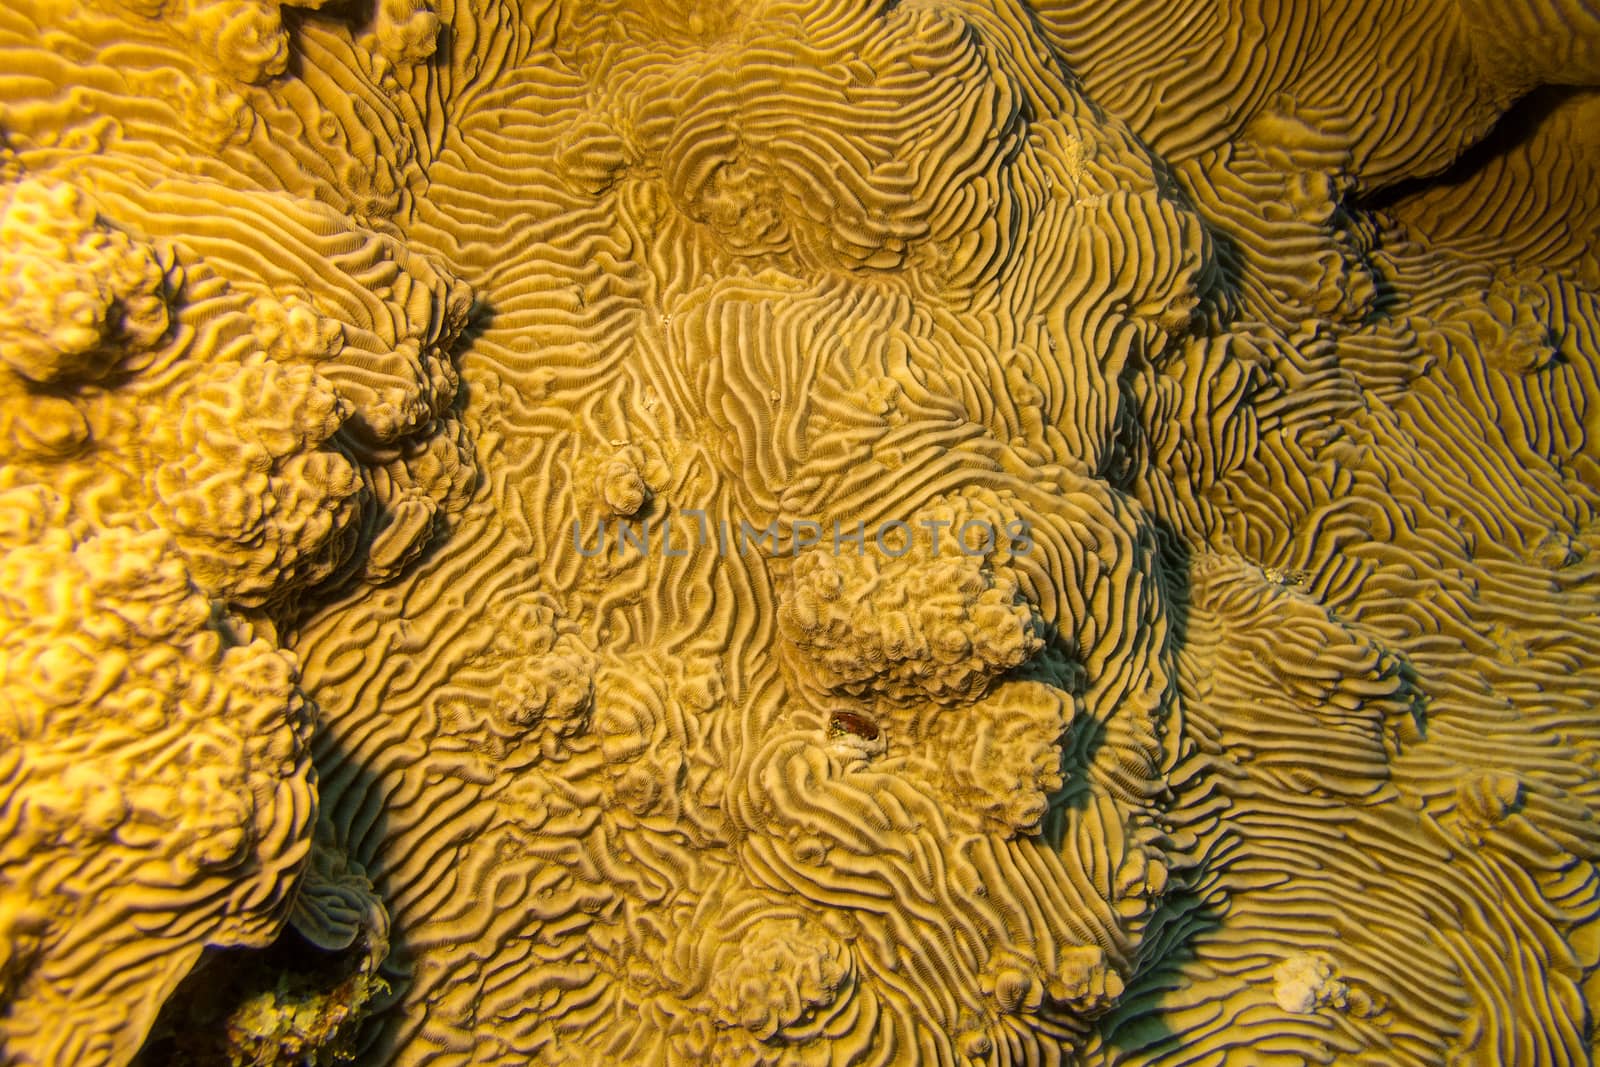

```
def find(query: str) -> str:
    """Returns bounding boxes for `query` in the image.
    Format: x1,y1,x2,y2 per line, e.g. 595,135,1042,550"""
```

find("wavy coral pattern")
0,0,1597,1065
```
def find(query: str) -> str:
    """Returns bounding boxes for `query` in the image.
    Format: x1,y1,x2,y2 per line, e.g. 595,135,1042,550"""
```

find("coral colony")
1,1,1599,1065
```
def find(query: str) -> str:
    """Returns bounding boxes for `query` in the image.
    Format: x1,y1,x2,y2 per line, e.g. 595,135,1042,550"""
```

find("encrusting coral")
0,0,470,1058
0,484,317,1064
1,0,1599,1065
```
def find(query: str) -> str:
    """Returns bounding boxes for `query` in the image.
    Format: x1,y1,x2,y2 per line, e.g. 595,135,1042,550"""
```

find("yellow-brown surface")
1,1,1599,1064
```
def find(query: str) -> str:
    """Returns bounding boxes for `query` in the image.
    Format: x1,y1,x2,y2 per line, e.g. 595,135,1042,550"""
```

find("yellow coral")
0,488,315,1063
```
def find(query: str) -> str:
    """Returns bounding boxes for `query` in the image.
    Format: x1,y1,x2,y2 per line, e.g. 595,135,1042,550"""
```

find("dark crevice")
1358,85,1579,213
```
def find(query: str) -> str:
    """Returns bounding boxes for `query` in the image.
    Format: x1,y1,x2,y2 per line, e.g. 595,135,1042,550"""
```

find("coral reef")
1,0,1598,1065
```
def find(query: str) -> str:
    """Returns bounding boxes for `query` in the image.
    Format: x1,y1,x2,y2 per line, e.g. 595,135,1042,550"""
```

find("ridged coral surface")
1,1,1599,1065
